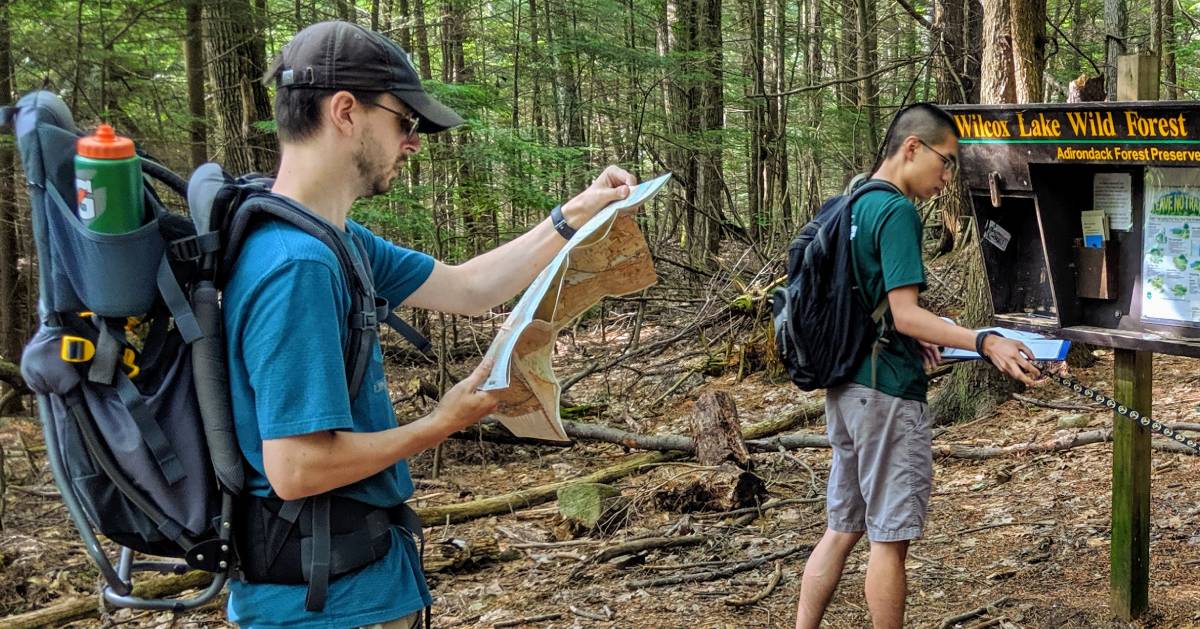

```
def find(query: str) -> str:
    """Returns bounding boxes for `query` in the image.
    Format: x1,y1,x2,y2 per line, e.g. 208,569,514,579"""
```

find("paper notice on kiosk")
1142,167,1200,325
1094,172,1132,231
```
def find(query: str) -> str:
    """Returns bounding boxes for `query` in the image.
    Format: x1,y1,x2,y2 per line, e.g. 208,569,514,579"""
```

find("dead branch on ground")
626,543,811,589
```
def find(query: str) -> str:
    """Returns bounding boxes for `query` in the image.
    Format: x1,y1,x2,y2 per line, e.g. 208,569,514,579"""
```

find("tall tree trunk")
965,0,983,102
696,0,724,262
771,0,791,233
801,0,823,224
203,0,278,175
932,0,1024,423
934,0,971,255
1010,0,1046,102
1104,0,1126,101
185,0,208,170
980,0,1016,104
855,0,878,172
560,4,586,164
528,0,544,134
744,0,766,241
667,0,699,259
935,0,967,103
511,0,521,131
1164,0,1177,99
0,0,21,366
657,0,675,239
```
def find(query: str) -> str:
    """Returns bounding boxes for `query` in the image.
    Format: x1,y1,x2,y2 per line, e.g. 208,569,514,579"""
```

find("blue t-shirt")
222,213,435,628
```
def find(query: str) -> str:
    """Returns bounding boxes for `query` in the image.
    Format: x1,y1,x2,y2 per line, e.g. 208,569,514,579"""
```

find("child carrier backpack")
771,180,899,391
7,90,430,613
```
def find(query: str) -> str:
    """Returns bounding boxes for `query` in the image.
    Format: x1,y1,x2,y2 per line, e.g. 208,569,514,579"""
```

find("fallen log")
451,398,826,452
419,408,817,526
5,532,506,629
757,428,1198,458
0,358,27,392
0,570,214,629
931,428,1198,458
416,451,680,525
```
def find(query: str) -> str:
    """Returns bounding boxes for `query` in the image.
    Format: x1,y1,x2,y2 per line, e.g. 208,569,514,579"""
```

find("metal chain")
1044,371,1200,454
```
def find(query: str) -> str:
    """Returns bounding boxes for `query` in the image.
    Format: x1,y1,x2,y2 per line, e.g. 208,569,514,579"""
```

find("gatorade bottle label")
76,178,96,220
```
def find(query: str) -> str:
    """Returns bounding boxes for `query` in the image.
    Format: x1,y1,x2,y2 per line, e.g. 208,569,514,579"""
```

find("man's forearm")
455,217,567,311
892,305,981,351
263,413,461,500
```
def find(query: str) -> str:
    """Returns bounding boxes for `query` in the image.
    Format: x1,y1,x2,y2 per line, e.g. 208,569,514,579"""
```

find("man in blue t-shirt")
794,104,1042,629
225,21,642,629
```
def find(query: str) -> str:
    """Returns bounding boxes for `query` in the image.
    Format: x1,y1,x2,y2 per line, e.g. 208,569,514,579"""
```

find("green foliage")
6,0,1186,264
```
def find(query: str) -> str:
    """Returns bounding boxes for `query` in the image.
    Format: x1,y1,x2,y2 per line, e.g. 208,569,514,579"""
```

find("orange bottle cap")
77,124,135,159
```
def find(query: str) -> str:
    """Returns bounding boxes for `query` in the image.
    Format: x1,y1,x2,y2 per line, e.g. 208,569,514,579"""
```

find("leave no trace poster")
1142,167,1200,325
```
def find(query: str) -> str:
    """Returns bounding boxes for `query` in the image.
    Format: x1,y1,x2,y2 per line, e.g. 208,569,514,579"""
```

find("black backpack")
7,90,430,613
771,180,898,391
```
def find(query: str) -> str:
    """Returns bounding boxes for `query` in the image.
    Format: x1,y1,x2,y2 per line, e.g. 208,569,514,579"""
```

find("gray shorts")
824,383,932,542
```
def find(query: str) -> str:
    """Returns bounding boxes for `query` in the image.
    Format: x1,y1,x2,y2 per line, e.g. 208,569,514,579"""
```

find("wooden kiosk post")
1109,53,1157,620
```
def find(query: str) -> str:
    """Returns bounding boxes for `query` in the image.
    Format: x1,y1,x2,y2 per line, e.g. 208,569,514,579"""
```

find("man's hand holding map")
479,173,672,441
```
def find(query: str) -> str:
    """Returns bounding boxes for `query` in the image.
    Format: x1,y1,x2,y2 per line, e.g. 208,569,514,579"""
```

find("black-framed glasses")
367,101,420,140
918,139,958,173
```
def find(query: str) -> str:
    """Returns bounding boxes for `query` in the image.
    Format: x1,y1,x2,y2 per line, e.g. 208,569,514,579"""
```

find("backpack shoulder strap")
843,179,903,388
226,191,378,398
213,189,432,397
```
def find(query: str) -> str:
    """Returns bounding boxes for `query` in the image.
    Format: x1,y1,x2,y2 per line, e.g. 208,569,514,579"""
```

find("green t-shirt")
849,182,929,402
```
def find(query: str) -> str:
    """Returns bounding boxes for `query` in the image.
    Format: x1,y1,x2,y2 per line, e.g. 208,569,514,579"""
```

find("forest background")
0,0,1193,442
0,1,1198,626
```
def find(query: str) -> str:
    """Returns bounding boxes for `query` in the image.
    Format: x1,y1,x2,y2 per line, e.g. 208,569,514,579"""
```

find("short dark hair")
882,103,959,159
262,56,380,143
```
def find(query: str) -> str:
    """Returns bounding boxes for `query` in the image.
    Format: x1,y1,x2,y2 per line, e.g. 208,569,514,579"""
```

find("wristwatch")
975,330,1000,364
550,204,576,240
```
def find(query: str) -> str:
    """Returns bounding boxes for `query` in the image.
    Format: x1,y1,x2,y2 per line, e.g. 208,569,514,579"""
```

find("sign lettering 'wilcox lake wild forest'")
954,107,1200,162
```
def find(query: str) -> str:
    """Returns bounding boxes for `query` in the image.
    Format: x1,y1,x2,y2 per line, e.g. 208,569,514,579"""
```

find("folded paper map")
480,173,671,442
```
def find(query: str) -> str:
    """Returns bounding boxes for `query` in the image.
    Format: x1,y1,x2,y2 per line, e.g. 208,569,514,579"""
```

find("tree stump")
653,390,766,513
424,534,504,574
1067,74,1106,103
554,482,629,538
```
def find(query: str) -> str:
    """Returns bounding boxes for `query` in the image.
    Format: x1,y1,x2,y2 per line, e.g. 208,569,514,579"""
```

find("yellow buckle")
122,348,141,379
60,336,95,363
59,335,141,378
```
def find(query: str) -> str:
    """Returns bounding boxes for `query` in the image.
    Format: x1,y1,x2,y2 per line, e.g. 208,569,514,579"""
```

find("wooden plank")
1117,54,1160,101
990,315,1200,357
1111,348,1151,620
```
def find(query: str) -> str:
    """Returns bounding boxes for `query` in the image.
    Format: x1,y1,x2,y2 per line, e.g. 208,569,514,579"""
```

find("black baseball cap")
274,21,464,133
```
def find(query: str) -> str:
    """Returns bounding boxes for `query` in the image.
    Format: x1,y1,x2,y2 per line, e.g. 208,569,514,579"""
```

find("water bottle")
75,124,144,234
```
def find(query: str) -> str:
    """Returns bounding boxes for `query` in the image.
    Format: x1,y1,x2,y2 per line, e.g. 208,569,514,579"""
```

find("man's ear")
327,91,359,136
902,135,920,161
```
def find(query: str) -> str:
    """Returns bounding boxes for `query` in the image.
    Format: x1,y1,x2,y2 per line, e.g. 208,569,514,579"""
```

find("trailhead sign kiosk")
945,94,1200,620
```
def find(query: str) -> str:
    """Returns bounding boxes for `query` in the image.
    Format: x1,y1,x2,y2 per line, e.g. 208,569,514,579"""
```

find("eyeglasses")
918,139,958,173
367,101,420,140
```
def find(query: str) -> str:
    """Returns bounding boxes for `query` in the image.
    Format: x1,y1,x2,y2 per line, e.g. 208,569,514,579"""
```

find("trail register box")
944,101,1200,357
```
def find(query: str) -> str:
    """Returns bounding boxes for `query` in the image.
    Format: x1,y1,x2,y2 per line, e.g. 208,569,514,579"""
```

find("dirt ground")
2,249,1200,628
2,344,1199,628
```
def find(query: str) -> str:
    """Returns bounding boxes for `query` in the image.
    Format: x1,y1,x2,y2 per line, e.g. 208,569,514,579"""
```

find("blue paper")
1083,234,1105,248
941,327,1071,362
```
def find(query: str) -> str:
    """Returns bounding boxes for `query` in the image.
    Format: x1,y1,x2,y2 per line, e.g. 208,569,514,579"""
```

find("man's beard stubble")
352,139,404,198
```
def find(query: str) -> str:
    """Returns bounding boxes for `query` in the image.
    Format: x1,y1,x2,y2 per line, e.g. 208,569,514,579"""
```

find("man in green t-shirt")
794,104,1041,629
